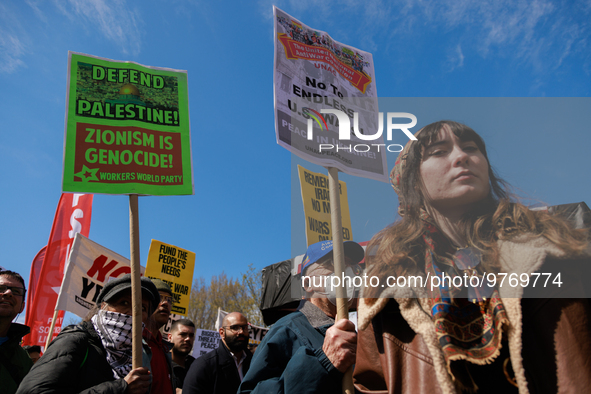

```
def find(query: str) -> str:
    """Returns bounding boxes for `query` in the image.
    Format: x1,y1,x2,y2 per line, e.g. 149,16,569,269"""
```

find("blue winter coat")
238,301,343,394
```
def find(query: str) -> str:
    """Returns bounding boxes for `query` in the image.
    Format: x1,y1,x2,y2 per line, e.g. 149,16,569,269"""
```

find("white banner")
56,233,144,318
273,6,387,182
193,328,221,357
162,313,183,336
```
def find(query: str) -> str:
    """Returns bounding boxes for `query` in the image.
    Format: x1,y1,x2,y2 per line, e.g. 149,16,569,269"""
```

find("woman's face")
419,127,490,216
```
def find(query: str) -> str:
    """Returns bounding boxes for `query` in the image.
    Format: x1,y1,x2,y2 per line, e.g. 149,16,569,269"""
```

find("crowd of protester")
2,120,591,393
1,269,259,394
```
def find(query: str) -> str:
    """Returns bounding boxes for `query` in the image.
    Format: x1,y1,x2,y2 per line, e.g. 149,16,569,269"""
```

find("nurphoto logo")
304,109,418,153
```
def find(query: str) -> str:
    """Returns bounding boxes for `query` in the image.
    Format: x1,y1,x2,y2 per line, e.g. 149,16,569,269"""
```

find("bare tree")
187,264,264,330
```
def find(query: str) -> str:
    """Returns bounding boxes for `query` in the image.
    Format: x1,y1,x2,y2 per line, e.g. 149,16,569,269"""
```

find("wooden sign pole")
44,310,59,350
129,194,143,368
327,167,354,394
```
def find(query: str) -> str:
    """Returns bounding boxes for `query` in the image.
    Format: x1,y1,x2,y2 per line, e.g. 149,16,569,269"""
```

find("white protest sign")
56,233,145,318
193,329,221,357
162,313,183,336
273,6,387,182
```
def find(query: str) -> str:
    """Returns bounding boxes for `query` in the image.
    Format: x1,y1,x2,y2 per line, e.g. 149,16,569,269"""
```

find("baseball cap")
301,240,365,274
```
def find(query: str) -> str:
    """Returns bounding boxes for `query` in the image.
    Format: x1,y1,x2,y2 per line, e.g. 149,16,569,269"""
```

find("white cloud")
264,0,590,76
60,0,143,56
0,32,26,73
0,3,28,73
25,0,48,23
419,0,588,72
0,0,145,73
446,43,464,71
258,0,275,20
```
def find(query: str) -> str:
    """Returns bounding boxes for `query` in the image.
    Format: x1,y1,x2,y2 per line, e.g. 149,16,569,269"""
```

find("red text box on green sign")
73,123,184,186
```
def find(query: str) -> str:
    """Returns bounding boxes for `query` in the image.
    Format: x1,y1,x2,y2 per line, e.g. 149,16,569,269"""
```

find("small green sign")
62,52,194,195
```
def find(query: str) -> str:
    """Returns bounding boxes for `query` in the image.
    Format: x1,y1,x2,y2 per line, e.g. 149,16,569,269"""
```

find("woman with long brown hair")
353,120,591,393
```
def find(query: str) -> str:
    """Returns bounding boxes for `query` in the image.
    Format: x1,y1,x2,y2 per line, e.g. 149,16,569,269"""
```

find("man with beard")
184,312,253,394
143,278,175,394
168,319,196,391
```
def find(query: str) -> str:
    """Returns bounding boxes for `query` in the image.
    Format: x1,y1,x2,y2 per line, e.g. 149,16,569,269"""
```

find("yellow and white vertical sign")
145,240,195,315
298,165,353,246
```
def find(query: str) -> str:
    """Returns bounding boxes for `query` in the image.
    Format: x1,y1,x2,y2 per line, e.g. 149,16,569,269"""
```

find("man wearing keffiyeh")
17,274,160,394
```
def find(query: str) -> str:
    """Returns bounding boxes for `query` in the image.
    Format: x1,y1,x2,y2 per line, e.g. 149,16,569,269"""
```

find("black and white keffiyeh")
91,310,137,379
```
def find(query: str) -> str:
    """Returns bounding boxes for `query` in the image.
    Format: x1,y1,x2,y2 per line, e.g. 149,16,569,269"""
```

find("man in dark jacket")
238,241,363,394
184,312,252,394
16,274,159,394
0,270,33,394
168,319,196,390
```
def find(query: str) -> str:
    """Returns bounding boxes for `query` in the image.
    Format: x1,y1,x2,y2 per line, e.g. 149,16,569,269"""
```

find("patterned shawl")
92,310,136,379
420,212,510,388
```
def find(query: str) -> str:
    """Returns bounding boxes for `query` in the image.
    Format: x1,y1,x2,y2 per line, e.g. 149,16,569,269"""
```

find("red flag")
23,193,93,347
25,246,46,322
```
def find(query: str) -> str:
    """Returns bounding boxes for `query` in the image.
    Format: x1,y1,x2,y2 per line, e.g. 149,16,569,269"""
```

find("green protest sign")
62,52,194,195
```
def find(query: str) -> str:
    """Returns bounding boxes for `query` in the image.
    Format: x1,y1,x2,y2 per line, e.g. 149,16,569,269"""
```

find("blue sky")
1,0,590,319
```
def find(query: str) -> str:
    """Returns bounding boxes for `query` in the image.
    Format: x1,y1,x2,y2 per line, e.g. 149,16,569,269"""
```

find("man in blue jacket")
238,240,364,394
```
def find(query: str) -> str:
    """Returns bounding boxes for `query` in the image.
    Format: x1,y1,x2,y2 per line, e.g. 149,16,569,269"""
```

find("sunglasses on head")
452,247,494,303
